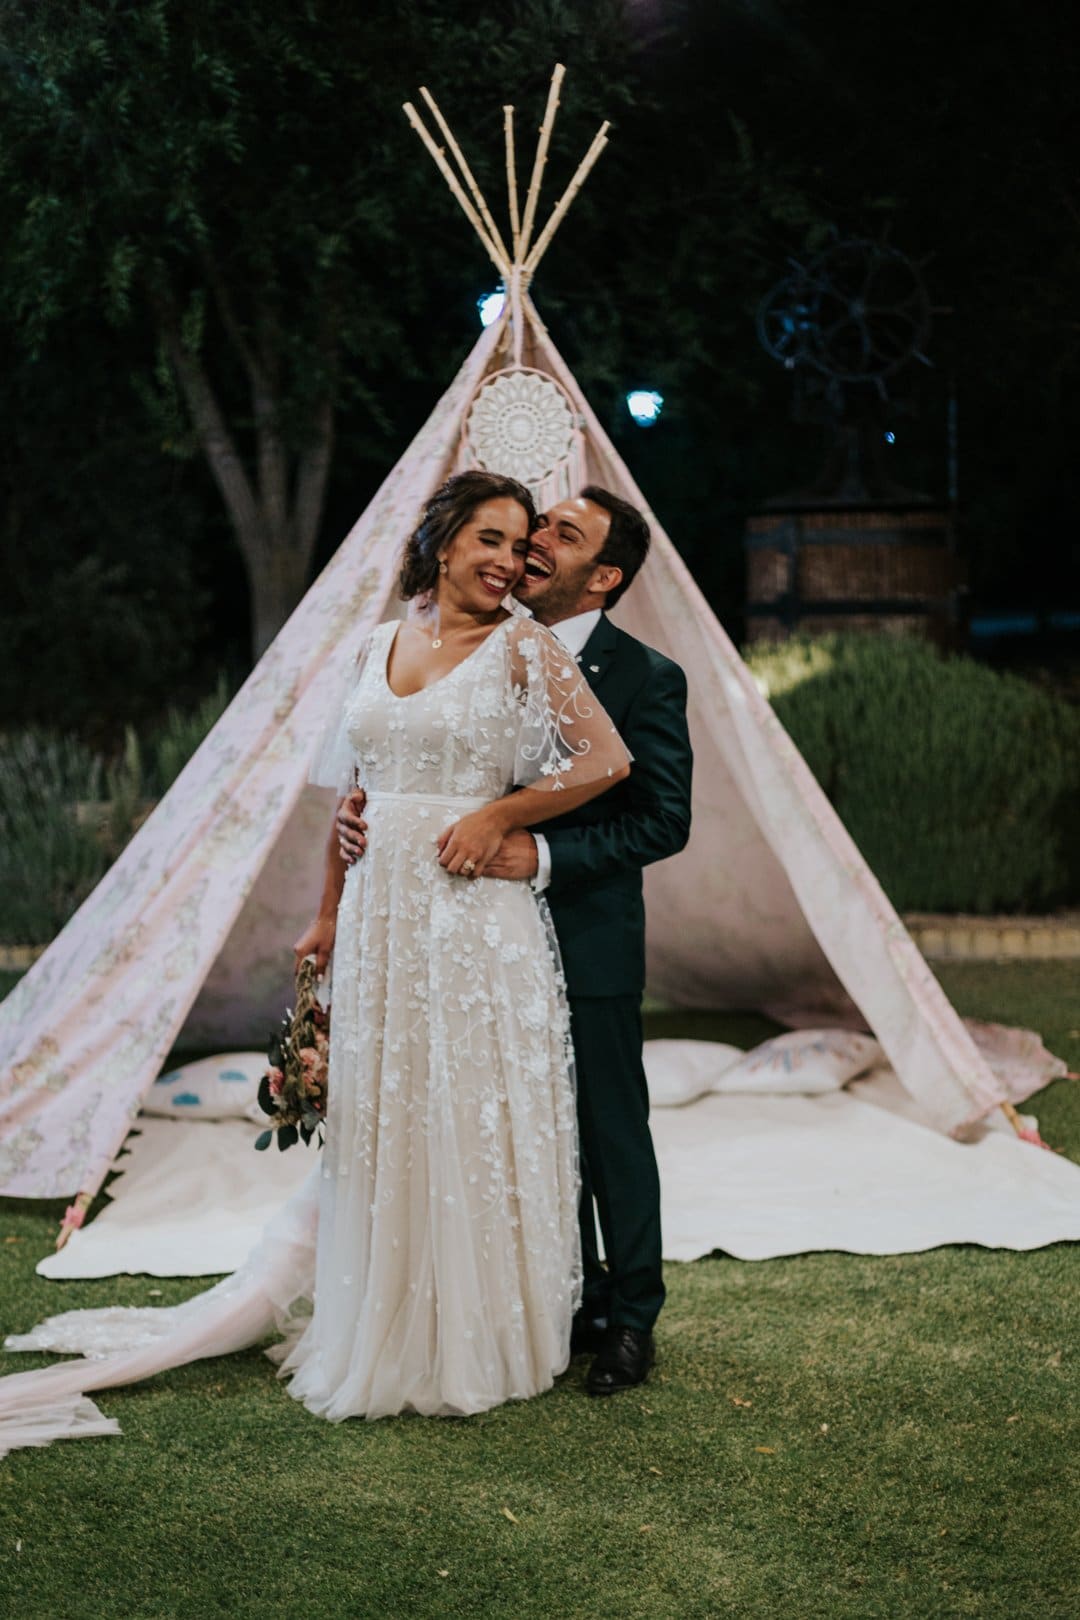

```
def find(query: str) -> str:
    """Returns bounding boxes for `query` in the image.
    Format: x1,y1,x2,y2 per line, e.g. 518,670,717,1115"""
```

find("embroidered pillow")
142,1052,267,1120
711,1030,883,1096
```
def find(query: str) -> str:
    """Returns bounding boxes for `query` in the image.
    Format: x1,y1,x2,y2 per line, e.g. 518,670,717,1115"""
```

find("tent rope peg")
999,1099,1055,1151
55,1191,94,1250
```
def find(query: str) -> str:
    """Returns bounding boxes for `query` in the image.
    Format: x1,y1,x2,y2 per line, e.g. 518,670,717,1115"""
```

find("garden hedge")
747,634,1080,915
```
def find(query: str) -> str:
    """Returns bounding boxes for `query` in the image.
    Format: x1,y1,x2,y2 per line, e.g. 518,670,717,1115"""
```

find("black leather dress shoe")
586,1326,655,1395
570,1312,609,1357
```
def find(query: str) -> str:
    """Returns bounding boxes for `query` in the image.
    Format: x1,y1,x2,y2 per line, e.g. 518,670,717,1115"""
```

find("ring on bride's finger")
461,859,477,876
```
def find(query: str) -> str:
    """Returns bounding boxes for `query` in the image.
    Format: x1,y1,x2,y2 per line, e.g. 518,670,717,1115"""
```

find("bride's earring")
431,559,447,647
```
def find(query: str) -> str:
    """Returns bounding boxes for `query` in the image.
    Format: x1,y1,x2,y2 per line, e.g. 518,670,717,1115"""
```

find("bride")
0,470,630,1456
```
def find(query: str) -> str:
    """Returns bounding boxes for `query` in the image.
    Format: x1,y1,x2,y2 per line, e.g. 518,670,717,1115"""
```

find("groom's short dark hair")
580,487,650,609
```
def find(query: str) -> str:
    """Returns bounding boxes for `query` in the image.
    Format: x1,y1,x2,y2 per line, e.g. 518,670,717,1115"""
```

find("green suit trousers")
570,994,665,1333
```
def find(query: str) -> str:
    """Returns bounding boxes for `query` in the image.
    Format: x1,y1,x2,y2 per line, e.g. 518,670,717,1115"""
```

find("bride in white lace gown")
0,472,630,1456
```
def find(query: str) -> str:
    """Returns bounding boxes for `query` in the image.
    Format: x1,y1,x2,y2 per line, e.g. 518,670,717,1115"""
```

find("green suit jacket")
543,614,693,998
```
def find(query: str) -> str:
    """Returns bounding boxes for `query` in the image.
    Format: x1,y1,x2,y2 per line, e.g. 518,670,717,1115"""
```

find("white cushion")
142,1052,267,1120
644,1040,743,1107
711,1029,883,1095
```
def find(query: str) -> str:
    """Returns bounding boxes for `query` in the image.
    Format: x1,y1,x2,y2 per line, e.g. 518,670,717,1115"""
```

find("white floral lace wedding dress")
0,609,629,1456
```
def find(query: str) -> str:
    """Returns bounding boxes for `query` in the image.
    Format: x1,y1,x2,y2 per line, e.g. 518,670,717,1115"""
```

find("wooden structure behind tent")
748,238,965,644
745,505,963,644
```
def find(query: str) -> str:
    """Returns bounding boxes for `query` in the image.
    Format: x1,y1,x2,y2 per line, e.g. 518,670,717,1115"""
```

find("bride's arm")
438,619,631,877
293,800,351,971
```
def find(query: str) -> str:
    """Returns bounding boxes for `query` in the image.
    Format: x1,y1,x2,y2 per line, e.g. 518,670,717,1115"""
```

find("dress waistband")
364,789,490,812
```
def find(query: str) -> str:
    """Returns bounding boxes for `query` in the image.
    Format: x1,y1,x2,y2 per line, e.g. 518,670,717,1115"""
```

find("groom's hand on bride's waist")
337,790,367,865
482,830,539,881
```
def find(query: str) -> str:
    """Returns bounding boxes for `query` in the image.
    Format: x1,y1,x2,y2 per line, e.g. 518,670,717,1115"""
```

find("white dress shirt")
531,609,604,893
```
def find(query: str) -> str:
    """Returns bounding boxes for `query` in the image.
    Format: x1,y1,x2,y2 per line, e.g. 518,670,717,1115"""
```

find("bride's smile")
437,496,530,618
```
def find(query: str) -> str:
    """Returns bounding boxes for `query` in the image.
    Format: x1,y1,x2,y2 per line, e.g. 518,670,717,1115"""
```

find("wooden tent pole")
418,86,512,269
504,104,522,261
518,63,565,261
524,121,610,276
402,102,510,279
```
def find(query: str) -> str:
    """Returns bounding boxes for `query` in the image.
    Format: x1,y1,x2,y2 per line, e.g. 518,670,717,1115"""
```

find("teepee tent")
0,69,1040,1237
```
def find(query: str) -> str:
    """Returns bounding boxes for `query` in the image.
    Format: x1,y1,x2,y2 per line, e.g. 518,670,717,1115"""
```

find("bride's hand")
293,915,336,976
436,806,510,878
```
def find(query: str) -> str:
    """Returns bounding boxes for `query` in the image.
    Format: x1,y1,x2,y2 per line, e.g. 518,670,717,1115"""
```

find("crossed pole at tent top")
403,63,610,365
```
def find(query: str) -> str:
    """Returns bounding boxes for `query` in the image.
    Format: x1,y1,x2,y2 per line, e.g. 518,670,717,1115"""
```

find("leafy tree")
0,0,639,655
0,315,229,738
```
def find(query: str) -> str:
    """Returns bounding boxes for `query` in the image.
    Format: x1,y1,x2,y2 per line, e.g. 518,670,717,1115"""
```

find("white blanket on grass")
38,1053,1080,1278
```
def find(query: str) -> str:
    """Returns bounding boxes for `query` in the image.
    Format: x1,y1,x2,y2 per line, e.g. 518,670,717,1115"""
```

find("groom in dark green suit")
485,487,693,1394
336,487,692,1394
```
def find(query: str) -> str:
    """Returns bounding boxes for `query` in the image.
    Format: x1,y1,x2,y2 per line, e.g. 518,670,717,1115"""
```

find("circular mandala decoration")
464,368,578,487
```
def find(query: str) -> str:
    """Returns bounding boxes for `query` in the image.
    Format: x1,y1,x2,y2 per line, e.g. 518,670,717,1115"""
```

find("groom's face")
514,497,614,624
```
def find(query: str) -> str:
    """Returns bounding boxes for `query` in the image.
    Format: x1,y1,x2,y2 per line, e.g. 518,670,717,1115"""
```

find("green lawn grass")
1,964,1078,1619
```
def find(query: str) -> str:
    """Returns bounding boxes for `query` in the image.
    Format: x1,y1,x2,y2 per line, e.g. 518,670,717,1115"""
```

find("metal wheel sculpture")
757,237,932,397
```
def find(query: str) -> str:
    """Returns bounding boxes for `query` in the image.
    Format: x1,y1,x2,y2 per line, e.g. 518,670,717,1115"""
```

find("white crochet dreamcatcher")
462,365,584,507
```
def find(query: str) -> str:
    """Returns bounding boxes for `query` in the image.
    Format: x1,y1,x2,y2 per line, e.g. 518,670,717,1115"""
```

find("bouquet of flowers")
254,955,329,1151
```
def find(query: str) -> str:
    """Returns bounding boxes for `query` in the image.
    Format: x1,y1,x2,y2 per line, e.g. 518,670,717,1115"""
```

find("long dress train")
0,610,630,1453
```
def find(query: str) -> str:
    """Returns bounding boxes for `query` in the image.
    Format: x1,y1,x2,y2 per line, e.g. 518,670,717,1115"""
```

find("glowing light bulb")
626,389,663,427
477,290,506,328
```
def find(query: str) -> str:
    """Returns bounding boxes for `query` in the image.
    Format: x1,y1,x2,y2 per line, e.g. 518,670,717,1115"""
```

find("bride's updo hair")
398,470,537,600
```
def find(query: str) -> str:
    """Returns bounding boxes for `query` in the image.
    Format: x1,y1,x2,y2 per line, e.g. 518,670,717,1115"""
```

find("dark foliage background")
2,0,1078,739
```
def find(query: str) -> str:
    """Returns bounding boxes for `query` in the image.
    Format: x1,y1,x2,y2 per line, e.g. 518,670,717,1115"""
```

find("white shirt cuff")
530,832,552,893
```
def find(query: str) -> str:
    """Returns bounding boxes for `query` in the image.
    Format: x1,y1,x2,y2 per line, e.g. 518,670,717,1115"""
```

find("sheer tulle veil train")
0,1164,320,1453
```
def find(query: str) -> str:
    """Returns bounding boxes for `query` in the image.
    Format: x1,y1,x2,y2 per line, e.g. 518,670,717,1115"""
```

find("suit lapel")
575,613,619,693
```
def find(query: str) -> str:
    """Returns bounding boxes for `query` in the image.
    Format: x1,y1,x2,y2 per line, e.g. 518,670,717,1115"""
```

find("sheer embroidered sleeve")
307,632,375,794
505,617,631,794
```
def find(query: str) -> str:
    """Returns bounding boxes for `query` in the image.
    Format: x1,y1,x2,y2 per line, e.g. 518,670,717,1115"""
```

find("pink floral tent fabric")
0,301,1027,1204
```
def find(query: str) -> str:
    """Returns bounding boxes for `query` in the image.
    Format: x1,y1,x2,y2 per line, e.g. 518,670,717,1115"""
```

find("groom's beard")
513,573,587,626
513,588,563,626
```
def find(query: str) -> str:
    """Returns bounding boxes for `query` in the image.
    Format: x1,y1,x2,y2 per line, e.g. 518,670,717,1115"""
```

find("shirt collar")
548,608,603,657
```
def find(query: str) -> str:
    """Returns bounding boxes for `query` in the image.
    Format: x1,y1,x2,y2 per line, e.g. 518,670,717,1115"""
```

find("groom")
338,487,693,1394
